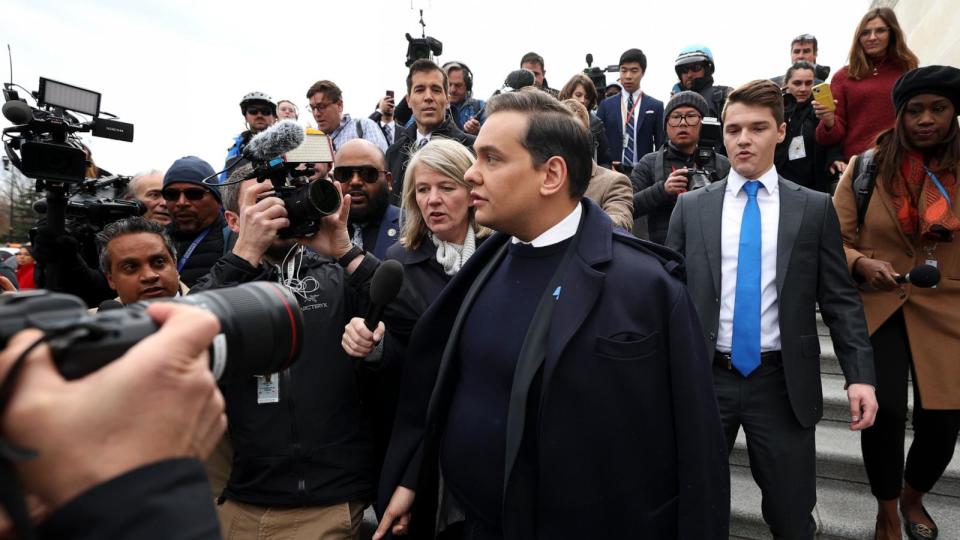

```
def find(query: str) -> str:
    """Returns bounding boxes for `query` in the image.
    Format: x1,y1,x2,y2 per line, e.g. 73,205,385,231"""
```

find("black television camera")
583,54,619,99
687,117,723,191
0,282,303,382
404,10,442,67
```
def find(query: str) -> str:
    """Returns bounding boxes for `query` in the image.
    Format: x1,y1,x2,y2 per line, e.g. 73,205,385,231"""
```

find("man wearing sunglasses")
672,45,732,122
334,139,400,260
631,92,730,245
161,156,228,287
221,91,277,183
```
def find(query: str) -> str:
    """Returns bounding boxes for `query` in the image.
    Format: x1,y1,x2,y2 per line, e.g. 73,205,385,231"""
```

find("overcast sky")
2,0,871,177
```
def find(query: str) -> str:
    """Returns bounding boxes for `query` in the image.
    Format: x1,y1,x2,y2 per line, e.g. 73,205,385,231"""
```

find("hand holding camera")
665,168,689,195
232,182,290,267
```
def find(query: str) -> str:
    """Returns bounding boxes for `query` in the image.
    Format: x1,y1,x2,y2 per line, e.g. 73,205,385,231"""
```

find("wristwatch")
337,244,364,268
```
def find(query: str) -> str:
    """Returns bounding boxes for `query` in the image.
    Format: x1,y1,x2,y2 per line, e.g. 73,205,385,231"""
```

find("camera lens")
175,282,304,381
305,180,341,216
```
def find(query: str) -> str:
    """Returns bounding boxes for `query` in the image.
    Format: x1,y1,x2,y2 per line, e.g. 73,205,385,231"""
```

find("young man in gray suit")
666,79,878,539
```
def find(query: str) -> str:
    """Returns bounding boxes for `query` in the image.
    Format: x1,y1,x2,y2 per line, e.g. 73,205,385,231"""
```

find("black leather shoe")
902,506,938,540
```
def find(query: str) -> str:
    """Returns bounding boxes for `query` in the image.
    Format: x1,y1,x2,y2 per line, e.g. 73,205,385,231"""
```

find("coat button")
715,297,720,303
709,332,716,341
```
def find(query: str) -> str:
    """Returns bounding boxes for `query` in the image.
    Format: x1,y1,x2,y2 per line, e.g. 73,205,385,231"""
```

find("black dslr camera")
251,155,342,239
0,282,303,382
686,117,723,191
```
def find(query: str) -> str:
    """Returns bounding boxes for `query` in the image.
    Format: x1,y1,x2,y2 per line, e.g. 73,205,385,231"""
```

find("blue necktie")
732,181,762,377
622,93,636,167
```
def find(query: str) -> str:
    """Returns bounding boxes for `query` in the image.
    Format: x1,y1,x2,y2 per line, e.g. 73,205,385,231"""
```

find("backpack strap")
654,147,666,185
852,149,878,231
355,119,364,139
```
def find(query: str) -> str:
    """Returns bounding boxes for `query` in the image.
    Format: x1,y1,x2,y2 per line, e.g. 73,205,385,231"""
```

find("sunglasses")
677,63,706,75
332,166,383,183
245,106,274,116
161,188,209,201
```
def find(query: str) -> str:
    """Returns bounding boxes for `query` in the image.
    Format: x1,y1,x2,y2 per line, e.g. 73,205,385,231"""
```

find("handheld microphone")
364,260,404,331
242,120,305,161
895,264,940,288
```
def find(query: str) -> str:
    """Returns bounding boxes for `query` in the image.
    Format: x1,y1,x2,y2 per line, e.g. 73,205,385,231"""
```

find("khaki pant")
217,499,366,540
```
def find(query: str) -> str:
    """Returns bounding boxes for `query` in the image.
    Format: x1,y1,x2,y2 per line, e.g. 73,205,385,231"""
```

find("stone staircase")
729,315,960,539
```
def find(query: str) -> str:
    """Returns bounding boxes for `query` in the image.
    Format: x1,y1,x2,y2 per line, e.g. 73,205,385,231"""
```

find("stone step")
730,463,960,539
731,420,960,499
821,372,916,426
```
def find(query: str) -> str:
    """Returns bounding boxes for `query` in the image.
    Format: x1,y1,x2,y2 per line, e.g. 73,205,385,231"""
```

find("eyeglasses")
245,106,274,116
332,166,384,183
677,63,705,75
308,101,337,113
859,27,889,39
161,188,209,201
667,113,702,127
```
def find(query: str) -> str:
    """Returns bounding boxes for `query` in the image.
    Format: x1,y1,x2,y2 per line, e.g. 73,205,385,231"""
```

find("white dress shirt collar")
511,203,582,247
416,131,432,145
727,164,779,196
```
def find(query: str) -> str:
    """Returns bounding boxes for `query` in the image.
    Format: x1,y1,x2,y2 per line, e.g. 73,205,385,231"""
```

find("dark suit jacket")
378,200,729,539
596,92,664,165
665,176,875,427
369,205,402,260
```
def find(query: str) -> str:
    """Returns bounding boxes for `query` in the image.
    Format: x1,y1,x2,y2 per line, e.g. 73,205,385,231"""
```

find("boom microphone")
895,264,940,288
364,260,404,331
242,120,305,161
2,100,32,125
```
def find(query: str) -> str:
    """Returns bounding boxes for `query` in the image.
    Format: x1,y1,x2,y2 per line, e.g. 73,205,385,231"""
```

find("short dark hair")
222,163,256,214
619,48,647,72
520,52,545,70
406,59,448,95
783,61,817,86
791,34,818,53
96,217,177,274
486,90,592,199
306,80,342,102
723,79,785,126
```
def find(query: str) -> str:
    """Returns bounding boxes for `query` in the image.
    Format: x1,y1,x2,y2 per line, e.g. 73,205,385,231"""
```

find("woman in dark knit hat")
833,65,960,540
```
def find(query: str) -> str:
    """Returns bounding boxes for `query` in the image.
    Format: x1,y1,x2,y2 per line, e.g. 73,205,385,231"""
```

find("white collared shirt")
717,165,781,353
511,203,582,247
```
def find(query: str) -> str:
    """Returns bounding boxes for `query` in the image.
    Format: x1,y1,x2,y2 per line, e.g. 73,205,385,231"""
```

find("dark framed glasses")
332,166,383,183
161,187,209,201
667,113,703,127
245,106,274,116
677,63,706,75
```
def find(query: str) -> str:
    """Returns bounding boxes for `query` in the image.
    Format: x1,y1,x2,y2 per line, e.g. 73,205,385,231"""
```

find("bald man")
128,170,171,225
332,139,401,259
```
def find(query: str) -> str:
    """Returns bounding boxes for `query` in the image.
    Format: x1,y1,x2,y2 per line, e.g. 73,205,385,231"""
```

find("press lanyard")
923,166,951,206
177,227,212,273
621,92,642,127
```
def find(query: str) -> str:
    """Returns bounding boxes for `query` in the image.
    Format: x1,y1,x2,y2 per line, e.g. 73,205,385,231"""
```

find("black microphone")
98,299,124,311
895,264,940,287
503,69,536,92
2,100,32,125
365,260,404,331
242,120,305,161
585,53,594,67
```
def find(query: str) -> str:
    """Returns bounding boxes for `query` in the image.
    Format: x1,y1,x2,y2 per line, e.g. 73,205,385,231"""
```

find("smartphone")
811,83,836,111
386,90,394,98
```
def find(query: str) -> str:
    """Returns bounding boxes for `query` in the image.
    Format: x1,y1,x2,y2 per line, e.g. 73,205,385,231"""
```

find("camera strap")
177,226,212,273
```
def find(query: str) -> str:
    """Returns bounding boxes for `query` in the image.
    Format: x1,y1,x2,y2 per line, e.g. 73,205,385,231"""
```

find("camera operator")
94,217,187,306
0,302,225,540
126,169,171,225
160,156,228,288
196,165,416,539
631,91,730,245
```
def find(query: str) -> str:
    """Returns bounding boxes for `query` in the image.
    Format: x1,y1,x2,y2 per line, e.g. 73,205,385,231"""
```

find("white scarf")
431,226,476,276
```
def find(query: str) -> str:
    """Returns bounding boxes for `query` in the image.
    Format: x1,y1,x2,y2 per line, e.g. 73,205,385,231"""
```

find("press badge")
788,136,806,160
256,374,279,404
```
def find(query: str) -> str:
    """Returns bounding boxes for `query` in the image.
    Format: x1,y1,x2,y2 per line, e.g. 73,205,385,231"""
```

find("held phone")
811,83,836,112
386,90,394,98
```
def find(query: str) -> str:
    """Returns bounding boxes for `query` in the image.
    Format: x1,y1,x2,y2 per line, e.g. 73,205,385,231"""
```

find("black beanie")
162,156,222,204
892,65,960,113
665,91,709,123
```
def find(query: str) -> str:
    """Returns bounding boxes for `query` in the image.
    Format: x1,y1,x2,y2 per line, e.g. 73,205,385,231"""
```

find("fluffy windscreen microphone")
242,120,305,161
895,264,940,288
365,260,405,331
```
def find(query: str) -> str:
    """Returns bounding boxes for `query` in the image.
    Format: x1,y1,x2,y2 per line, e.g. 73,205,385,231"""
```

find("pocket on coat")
594,331,661,361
